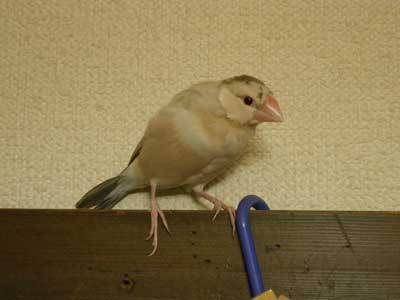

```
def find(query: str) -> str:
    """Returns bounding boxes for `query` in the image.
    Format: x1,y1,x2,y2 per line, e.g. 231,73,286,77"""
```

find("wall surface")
1,0,399,210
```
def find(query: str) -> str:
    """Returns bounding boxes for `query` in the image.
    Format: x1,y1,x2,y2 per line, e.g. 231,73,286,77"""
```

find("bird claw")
147,239,158,256
227,206,236,236
211,202,223,222
146,206,158,240
206,195,236,235
158,207,170,233
146,200,169,256
195,190,237,238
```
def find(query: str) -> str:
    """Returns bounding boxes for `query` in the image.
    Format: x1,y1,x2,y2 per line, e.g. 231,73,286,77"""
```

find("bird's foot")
146,199,169,256
196,191,236,235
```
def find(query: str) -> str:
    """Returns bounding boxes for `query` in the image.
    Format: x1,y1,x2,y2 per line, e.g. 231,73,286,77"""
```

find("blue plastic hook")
236,195,270,297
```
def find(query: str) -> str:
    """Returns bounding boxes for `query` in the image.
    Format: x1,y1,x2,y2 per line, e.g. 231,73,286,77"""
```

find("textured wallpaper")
1,0,399,210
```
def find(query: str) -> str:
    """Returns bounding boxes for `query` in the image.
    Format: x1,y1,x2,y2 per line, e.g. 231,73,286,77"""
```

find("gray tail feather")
75,176,129,209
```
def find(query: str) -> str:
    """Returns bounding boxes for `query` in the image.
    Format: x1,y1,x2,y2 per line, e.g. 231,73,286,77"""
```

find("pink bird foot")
195,191,236,235
146,182,169,256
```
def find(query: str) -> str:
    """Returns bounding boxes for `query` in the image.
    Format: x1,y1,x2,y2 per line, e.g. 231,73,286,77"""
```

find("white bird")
75,75,283,255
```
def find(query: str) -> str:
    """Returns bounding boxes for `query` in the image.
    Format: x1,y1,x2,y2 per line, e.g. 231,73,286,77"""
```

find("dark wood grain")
0,209,399,300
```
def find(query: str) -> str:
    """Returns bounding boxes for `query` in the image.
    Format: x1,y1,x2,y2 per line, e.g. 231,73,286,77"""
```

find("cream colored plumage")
76,75,283,255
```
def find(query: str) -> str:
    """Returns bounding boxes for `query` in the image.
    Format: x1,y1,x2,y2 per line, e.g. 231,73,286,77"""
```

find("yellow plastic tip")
251,290,290,300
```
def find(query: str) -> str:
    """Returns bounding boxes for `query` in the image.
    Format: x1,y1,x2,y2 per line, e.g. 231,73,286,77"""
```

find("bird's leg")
146,182,169,256
195,190,236,235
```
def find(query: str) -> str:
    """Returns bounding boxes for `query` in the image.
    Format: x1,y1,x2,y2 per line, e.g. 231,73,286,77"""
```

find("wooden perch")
0,209,399,300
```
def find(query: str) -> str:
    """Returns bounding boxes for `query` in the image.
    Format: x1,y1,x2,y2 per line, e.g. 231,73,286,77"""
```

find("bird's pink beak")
254,95,284,122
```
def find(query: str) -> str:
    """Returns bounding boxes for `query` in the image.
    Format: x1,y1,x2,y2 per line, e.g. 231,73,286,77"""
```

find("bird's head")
218,75,283,126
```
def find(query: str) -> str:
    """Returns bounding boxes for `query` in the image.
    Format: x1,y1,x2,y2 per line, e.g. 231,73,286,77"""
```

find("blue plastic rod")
236,195,270,297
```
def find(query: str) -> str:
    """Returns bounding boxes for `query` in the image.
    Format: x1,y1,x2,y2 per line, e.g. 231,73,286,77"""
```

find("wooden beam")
0,209,399,300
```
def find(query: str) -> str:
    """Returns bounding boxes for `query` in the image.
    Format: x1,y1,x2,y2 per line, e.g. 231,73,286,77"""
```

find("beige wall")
1,1,399,210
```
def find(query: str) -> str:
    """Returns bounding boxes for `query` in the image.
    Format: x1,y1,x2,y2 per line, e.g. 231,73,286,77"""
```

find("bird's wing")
136,106,214,188
127,87,203,168
127,136,144,166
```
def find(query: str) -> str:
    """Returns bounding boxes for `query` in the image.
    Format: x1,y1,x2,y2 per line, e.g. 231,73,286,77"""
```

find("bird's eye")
243,96,254,105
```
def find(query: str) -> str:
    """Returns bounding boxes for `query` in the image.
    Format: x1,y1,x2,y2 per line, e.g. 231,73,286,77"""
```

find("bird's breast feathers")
135,105,254,188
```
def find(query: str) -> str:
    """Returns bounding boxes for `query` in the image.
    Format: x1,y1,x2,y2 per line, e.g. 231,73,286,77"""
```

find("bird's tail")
75,176,132,209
